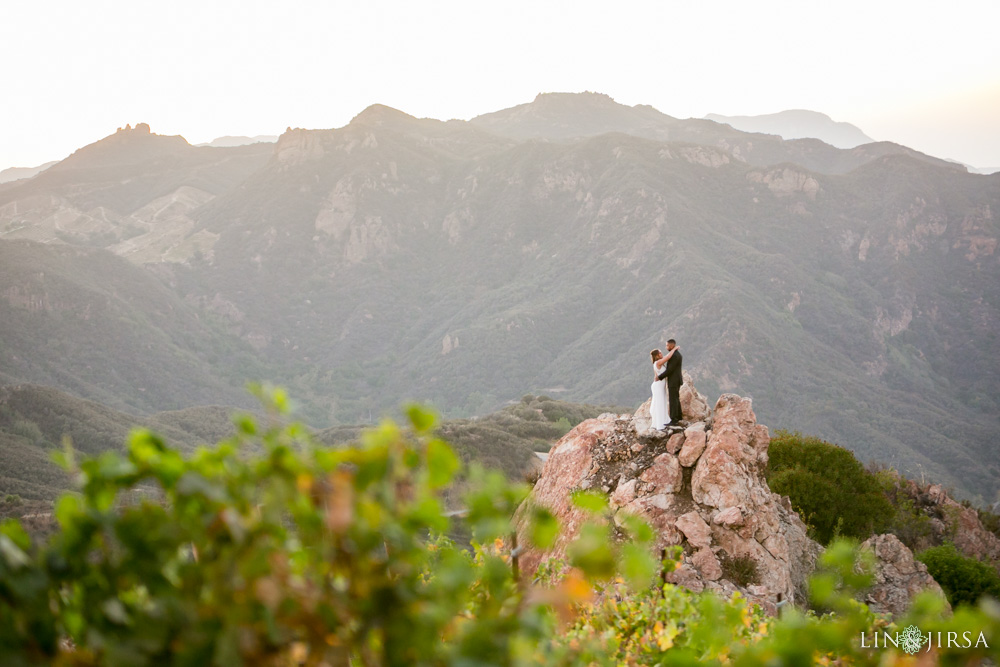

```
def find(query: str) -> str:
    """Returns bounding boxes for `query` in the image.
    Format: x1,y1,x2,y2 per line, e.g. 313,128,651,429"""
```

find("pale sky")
2,0,999,171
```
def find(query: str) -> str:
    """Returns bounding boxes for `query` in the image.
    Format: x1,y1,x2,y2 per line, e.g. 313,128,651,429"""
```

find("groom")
657,339,683,426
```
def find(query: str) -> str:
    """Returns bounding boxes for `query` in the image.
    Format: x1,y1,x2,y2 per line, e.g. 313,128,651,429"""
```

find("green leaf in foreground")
570,488,609,514
528,506,560,549
426,438,461,489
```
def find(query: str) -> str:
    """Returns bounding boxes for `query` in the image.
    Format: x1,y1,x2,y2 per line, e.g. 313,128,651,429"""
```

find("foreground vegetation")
1,390,998,665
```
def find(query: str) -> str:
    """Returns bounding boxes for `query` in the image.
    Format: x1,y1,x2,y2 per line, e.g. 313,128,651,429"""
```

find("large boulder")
515,388,821,612
860,533,951,618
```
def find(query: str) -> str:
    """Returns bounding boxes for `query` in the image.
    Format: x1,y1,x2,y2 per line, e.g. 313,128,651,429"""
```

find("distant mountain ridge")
1,92,998,501
470,93,960,175
196,135,279,148
705,109,875,148
0,162,58,184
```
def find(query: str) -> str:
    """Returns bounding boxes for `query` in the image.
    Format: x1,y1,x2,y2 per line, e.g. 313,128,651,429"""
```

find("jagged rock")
668,563,706,592
666,432,685,454
879,476,1000,573
514,418,614,576
679,371,711,421
632,400,653,434
691,395,768,510
639,454,682,493
610,478,638,506
676,511,712,549
714,506,744,527
692,548,723,580
924,484,1000,570
515,387,821,612
678,423,707,466
861,534,951,618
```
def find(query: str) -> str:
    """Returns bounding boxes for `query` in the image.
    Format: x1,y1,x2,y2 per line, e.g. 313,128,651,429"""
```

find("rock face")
923,484,1000,571
883,475,1000,574
861,534,951,618
679,371,711,422
515,385,822,612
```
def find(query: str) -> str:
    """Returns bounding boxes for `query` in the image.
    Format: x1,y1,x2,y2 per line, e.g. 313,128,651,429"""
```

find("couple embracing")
650,339,683,430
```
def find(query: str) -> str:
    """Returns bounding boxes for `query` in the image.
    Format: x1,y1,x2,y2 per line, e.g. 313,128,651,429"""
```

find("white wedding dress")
650,361,669,430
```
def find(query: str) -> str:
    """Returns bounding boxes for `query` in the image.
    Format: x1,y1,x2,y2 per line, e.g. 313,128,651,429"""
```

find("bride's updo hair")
650,349,662,362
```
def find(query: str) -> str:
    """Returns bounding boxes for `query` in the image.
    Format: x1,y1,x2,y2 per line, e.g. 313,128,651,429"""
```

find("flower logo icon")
900,625,924,655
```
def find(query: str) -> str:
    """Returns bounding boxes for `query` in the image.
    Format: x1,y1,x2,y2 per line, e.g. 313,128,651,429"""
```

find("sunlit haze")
2,0,999,170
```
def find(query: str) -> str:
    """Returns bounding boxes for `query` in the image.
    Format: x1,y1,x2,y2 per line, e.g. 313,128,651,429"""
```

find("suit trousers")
667,380,682,423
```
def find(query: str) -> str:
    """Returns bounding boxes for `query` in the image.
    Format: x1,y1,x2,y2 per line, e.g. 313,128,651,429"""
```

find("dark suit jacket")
657,350,683,384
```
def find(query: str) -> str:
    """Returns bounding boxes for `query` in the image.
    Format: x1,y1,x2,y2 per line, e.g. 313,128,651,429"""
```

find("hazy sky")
2,0,999,170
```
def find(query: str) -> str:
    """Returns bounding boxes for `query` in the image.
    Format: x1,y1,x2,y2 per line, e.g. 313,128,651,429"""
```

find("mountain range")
704,110,874,149
0,92,997,501
0,161,58,185
195,135,279,148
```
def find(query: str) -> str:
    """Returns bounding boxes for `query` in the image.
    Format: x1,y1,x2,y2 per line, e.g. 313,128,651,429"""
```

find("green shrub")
881,483,936,551
766,431,894,544
978,508,1000,540
916,543,1000,607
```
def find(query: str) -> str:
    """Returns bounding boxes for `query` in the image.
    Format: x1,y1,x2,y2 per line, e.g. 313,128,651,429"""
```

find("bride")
649,346,679,430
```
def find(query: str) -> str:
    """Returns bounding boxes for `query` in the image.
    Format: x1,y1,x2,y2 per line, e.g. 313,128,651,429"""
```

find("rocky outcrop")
679,371,711,422
274,128,326,166
923,484,1000,570
515,383,822,613
890,476,1000,573
861,534,950,618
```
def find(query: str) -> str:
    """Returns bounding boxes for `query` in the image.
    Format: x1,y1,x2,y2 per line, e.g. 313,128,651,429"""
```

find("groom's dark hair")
667,339,676,344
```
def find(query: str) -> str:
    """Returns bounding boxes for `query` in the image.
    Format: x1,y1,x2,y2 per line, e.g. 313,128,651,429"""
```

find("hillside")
0,240,268,414
0,384,240,500
0,384,619,503
0,161,57,184
0,93,997,500
0,124,272,264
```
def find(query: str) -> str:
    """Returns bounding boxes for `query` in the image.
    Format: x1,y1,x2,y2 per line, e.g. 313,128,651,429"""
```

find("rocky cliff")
515,377,949,616
860,533,949,617
891,476,1000,571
